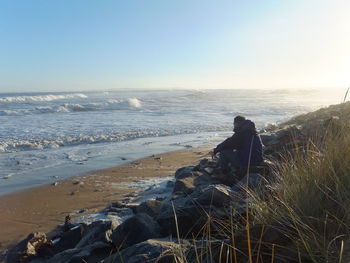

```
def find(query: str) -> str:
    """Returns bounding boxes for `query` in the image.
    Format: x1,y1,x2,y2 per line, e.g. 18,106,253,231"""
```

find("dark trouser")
218,150,240,173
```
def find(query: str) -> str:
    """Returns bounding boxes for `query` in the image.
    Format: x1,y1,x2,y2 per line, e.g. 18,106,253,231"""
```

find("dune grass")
170,102,350,263
247,102,350,262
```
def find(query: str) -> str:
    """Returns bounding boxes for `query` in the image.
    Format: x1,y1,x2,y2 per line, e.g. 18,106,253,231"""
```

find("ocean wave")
107,98,142,108
0,98,143,116
0,93,88,103
0,126,228,153
56,98,142,113
0,109,28,116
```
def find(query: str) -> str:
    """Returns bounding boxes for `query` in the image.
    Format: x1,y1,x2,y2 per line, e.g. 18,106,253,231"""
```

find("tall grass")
249,106,350,262
167,103,350,263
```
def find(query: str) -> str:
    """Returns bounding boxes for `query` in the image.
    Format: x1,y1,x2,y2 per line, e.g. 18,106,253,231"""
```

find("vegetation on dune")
254,102,350,262
172,102,350,263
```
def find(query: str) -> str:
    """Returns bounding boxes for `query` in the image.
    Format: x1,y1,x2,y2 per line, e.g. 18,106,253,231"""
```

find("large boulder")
173,177,196,195
5,232,53,263
102,238,187,263
75,219,121,248
52,224,85,253
196,158,218,173
192,173,220,188
157,185,233,238
210,171,237,186
46,241,112,263
172,171,220,199
231,173,266,193
192,184,235,207
135,199,163,219
174,166,196,180
110,213,161,249
157,200,209,237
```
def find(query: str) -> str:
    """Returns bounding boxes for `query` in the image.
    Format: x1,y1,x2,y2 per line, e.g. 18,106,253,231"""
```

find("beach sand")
0,147,210,253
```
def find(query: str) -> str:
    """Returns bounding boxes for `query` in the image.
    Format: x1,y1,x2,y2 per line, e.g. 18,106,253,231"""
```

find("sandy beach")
0,147,210,253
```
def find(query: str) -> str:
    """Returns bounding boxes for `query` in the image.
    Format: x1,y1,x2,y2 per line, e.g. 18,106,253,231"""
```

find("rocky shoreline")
4,102,349,263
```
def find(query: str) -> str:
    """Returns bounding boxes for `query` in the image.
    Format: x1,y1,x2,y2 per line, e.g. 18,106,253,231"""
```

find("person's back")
213,116,263,172
236,123,263,167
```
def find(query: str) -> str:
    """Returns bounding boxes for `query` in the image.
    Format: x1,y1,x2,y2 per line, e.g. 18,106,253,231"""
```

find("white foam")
0,109,26,116
127,98,142,108
0,93,88,103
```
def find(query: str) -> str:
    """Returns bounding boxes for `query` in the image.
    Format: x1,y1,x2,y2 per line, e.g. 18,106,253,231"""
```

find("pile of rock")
6,155,273,263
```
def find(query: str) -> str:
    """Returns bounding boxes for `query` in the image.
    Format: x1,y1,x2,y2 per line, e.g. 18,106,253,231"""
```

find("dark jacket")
214,120,263,167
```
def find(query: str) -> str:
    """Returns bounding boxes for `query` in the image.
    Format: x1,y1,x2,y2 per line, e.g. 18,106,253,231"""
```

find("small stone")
73,181,84,186
204,167,214,174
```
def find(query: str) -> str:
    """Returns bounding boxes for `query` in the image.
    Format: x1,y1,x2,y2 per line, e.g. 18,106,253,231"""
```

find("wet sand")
0,147,210,253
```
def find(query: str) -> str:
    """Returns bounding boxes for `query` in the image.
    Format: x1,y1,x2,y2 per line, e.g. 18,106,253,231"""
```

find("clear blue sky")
0,0,349,92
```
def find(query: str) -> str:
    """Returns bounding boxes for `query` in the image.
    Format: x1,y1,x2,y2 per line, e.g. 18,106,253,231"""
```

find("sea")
0,88,346,196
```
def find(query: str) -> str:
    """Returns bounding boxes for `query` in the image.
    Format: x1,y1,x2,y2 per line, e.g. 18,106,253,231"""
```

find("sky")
0,0,349,92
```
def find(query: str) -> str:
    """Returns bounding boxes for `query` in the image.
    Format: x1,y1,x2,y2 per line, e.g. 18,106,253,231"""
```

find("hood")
233,119,257,135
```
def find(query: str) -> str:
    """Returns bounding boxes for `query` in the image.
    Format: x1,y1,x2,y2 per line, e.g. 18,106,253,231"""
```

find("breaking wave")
0,93,88,103
0,98,143,116
0,125,228,153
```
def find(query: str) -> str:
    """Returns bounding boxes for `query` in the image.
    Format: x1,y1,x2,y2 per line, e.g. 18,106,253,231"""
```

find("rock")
106,206,134,218
212,171,237,186
52,224,85,253
192,184,235,207
157,196,222,237
110,213,161,249
174,166,195,180
197,158,217,172
157,183,235,237
111,201,124,208
75,220,121,248
73,181,84,186
102,238,187,263
203,167,214,174
63,215,73,231
135,199,163,218
173,177,196,195
195,158,208,172
46,241,112,263
194,173,220,188
5,232,53,263
166,180,175,188
231,173,266,193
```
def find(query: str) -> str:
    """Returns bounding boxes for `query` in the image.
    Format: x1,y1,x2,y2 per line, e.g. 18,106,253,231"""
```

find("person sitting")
212,116,263,174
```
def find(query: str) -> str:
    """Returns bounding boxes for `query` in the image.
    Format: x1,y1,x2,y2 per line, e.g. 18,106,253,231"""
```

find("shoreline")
0,132,224,197
0,147,211,252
